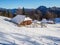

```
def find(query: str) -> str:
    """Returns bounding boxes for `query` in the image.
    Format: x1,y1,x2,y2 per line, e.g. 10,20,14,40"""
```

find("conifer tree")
22,7,25,15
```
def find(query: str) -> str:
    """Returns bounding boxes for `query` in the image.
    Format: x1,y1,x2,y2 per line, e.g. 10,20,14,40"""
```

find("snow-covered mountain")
0,16,60,45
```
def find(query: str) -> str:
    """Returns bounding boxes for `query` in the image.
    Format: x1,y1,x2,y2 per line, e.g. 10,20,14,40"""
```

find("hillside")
0,16,60,45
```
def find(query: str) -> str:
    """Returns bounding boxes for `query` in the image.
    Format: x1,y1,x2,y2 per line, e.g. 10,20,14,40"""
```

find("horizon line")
0,6,60,9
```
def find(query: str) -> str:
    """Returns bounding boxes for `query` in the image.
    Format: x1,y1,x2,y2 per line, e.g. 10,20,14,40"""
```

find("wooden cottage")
11,15,32,26
20,17,32,26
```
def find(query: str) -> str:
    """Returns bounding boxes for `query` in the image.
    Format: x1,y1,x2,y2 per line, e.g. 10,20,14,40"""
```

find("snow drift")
0,16,60,45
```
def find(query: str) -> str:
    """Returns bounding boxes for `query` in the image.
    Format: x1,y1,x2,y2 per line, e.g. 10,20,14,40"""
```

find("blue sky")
0,0,60,9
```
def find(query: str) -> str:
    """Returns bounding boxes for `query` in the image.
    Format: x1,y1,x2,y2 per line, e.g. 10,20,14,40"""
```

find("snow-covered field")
0,16,60,45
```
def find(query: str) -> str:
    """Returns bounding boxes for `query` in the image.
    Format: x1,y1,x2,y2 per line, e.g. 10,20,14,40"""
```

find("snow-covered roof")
24,17,32,21
47,20,54,23
11,15,26,24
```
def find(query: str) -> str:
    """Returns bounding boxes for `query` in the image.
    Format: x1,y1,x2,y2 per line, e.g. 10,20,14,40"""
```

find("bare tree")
2,10,7,17
34,10,42,20
7,10,13,18
16,7,22,15
46,11,57,23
